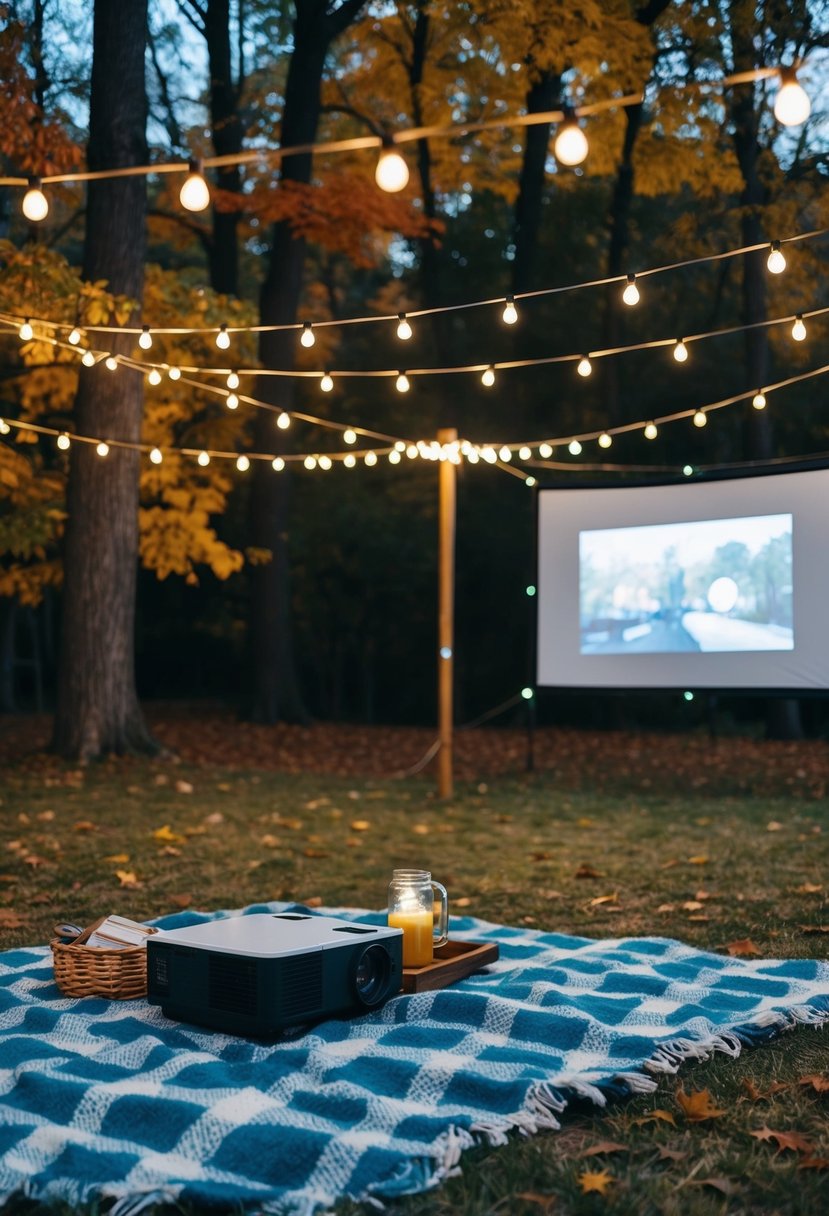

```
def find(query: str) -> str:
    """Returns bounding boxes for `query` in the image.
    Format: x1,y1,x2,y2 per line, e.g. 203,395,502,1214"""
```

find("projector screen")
536,467,829,690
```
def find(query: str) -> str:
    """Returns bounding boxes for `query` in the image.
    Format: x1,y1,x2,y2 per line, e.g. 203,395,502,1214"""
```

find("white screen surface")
537,468,829,689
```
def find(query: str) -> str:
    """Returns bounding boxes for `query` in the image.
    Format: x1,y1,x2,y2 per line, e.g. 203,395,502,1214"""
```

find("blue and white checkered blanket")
2,902,828,1215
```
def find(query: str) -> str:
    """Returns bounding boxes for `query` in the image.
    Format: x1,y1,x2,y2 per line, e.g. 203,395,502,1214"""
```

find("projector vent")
208,953,258,1017
281,952,322,1018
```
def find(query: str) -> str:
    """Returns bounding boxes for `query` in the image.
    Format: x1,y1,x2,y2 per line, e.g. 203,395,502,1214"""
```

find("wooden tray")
400,939,499,993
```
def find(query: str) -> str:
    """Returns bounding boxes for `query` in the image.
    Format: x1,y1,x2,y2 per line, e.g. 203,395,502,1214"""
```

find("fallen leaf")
153,773,169,786
412,824,430,835
749,1127,815,1154
36,810,55,822
168,894,192,909
631,1109,676,1127
350,820,371,832
303,848,330,858
578,1169,613,1195
304,896,323,907
676,1087,726,1121
574,864,603,879
174,779,194,794
743,1079,789,1102
657,1146,688,1162
530,851,552,861
115,869,140,889
766,820,784,832
203,812,224,826
0,909,24,928
799,1157,829,1170
796,882,823,894
798,925,829,934
659,858,679,869
73,820,97,833
656,903,676,913
798,1074,829,1094
152,825,186,844
104,853,131,864
577,817,594,828
588,893,619,908
723,938,763,957
682,900,704,911
579,1140,628,1158
694,890,711,901
159,845,181,857
687,855,709,866
687,914,710,922
260,834,280,848
453,896,472,908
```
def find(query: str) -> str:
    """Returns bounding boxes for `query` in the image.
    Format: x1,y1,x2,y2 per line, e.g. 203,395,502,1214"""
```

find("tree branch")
176,0,206,35
148,207,213,252
324,0,368,40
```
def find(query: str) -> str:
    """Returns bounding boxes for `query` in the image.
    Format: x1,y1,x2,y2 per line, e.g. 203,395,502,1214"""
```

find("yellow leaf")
152,825,186,844
688,855,709,865
350,819,371,831
578,1169,614,1195
115,869,140,888
676,1087,727,1121
104,853,131,864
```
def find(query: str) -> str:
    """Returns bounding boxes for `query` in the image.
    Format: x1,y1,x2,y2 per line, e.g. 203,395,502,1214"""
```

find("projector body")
146,912,403,1037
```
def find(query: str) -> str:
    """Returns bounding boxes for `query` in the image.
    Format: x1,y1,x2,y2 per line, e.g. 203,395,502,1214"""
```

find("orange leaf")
799,1157,829,1170
453,896,472,908
588,892,619,908
743,1079,789,1101
350,820,370,832
631,1109,676,1127
750,1126,815,1154
798,1074,829,1094
412,823,430,835
73,820,97,832
723,938,763,957
574,864,603,879
687,855,709,865
115,869,140,889
152,824,186,844
579,1140,628,1158
578,1169,613,1195
796,882,823,894
676,1087,726,1121
168,894,192,909
104,853,131,864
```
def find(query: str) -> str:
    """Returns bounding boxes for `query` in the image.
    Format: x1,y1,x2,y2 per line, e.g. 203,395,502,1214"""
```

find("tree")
52,0,155,758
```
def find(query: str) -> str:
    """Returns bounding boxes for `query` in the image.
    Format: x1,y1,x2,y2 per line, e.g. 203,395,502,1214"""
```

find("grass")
1,728,828,1214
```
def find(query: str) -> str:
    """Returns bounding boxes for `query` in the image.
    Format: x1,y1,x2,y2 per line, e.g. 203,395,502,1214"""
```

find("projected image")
579,514,793,654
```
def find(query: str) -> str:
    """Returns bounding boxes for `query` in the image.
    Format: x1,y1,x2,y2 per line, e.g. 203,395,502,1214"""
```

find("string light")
538,443,553,458
272,456,285,471
481,446,497,464
320,372,334,392
598,432,612,448
365,451,378,466
693,410,707,427
683,464,694,476
18,319,33,341
226,392,239,409
147,368,162,386
236,454,250,472
226,371,240,389
792,314,807,341
138,326,153,350
396,372,410,393
375,137,409,192
576,356,592,377
389,450,401,464
277,412,291,429
466,448,479,464
554,108,589,166
622,274,640,306
752,390,767,410
180,158,210,211
518,445,532,460
21,177,48,222
105,356,118,371
766,241,786,274
81,350,95,367
406,444,418,459
644,422,658,439
499,445,512,461
568,439,583,455
149,446,163,464
304,455,317,470
673,339,689,363
0,419,9,435
319,454,333,470
67,327,82,345
394,440,406,452
525,476,537,487
96,441,109,457
168,365,181,380
344,453,356,468
215,324,230,350
56,432,71,450
300,322,315,348
502,296,518,325
343,429,357,444
396,313,412,340
774,67,811,126
482,365,496,387
197,450,210,466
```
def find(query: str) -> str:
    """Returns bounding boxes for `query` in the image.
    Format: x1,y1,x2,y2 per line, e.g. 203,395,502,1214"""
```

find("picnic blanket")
1,901,828,1215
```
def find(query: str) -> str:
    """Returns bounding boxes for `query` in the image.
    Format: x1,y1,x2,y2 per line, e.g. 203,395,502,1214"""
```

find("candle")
387,908,434,967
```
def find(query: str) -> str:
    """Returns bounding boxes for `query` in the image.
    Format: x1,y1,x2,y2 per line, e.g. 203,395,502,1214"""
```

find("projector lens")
353,944,392,1007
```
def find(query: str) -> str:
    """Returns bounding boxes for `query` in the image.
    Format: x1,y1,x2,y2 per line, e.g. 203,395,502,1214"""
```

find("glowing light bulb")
18,320,33,341
598,432,612,448
394,440,406,452
0,419,9,435
693,410,707,428
577,356,592,378
396,372,410,393
168,366,181,380
396,313,412,340
68,327,82,346
226,393,239,409
304,455,317,471
568,439,582,455
96,441,109,457
300,322,315,348
406,444,418,459
525,476,537,487
56,433,71,451
343,429,357,445
774,68,811,127
622,274,639,306
375,140,409,192
752,390,767,410
482,446,497,464
149,447,163,464
538,443,553,458
277,412,291,429
499,446,512,461
554,110,588,166
272,457,285,472
683,464,694,476
197,450,210,466
344,453,356,468
792,314,807,341
466,448,479,464
518,445,532,460
105,356,118,371
766,241,786,274
147,368,162,386
644,422,658,440
320,373,334,393
236,454,250,472
22,178,48,222
481,365,496,387
389,450,402,464
365,451,378,466
226,371,240,390
180,159,210,211
81,350,95,367
319,455,333,470
138,326,152,350
215,325,230,350
502,296,518,325
673,339,688,363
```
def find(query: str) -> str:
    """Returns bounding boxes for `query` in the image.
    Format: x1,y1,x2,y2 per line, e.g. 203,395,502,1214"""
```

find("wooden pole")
437,427,457,799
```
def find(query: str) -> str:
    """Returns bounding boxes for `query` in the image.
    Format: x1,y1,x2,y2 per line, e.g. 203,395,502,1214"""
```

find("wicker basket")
51,917,158,1000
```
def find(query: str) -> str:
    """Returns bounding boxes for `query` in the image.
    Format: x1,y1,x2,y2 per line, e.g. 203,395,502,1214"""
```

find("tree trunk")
205,0,243,295
52,0,157,759
511,68,560,296
602,101,644,424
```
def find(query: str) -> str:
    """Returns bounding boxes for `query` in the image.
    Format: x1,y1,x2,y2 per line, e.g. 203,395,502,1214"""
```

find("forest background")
0,0,827,754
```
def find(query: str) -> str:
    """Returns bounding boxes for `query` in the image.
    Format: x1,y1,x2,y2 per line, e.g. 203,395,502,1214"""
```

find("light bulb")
481,366,496,387
598,432,612,448
396,372,410,393
683,464,694,476
149,447,163,464
180,159,210,211
304,455,317,471
752,390,767,410
22,178,48,222
56,433,71,451
622,274,639,306
568,439,582,455
138,326,153,350
365,451,378,466
320,373,334,393
226,371,240,389
277,412,291,429
525,476,537,487
644,422,658,440
792,314,807,341
774,69,811,127
319,455,332,470
300,322,315,348
396,313,412,340
502,296,518,325
96,441,109,457
375,141,409,192
168,365,181,380
577,356,592,378
272,457,285,472
236,454,250,472
0,419,9,435
766,241,786,274
68,327,82,346
538,443,553,458
105,356,118,371
18,320,33,341
406,444,418,459
389,450,401,464
693,410,707,428
344,453,356,468
394,440,406,452
482,446,498,464
518,445,532,460
343,428,357,445
215,325,230,350
499,446,512,461
197,450,210,466
147,368,162,386
81,350,95,367
673,339,688,363
554,112,588,167
226,393,239,409
466,448,479,464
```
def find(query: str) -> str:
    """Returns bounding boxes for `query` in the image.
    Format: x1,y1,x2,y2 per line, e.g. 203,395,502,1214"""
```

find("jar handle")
431,880,449,947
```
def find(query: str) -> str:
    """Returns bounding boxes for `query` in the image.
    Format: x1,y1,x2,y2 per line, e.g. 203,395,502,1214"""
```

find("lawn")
0,713,828,1214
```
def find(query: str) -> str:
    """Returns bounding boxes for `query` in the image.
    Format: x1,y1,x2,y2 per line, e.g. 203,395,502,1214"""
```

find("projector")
146,912,403,1037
